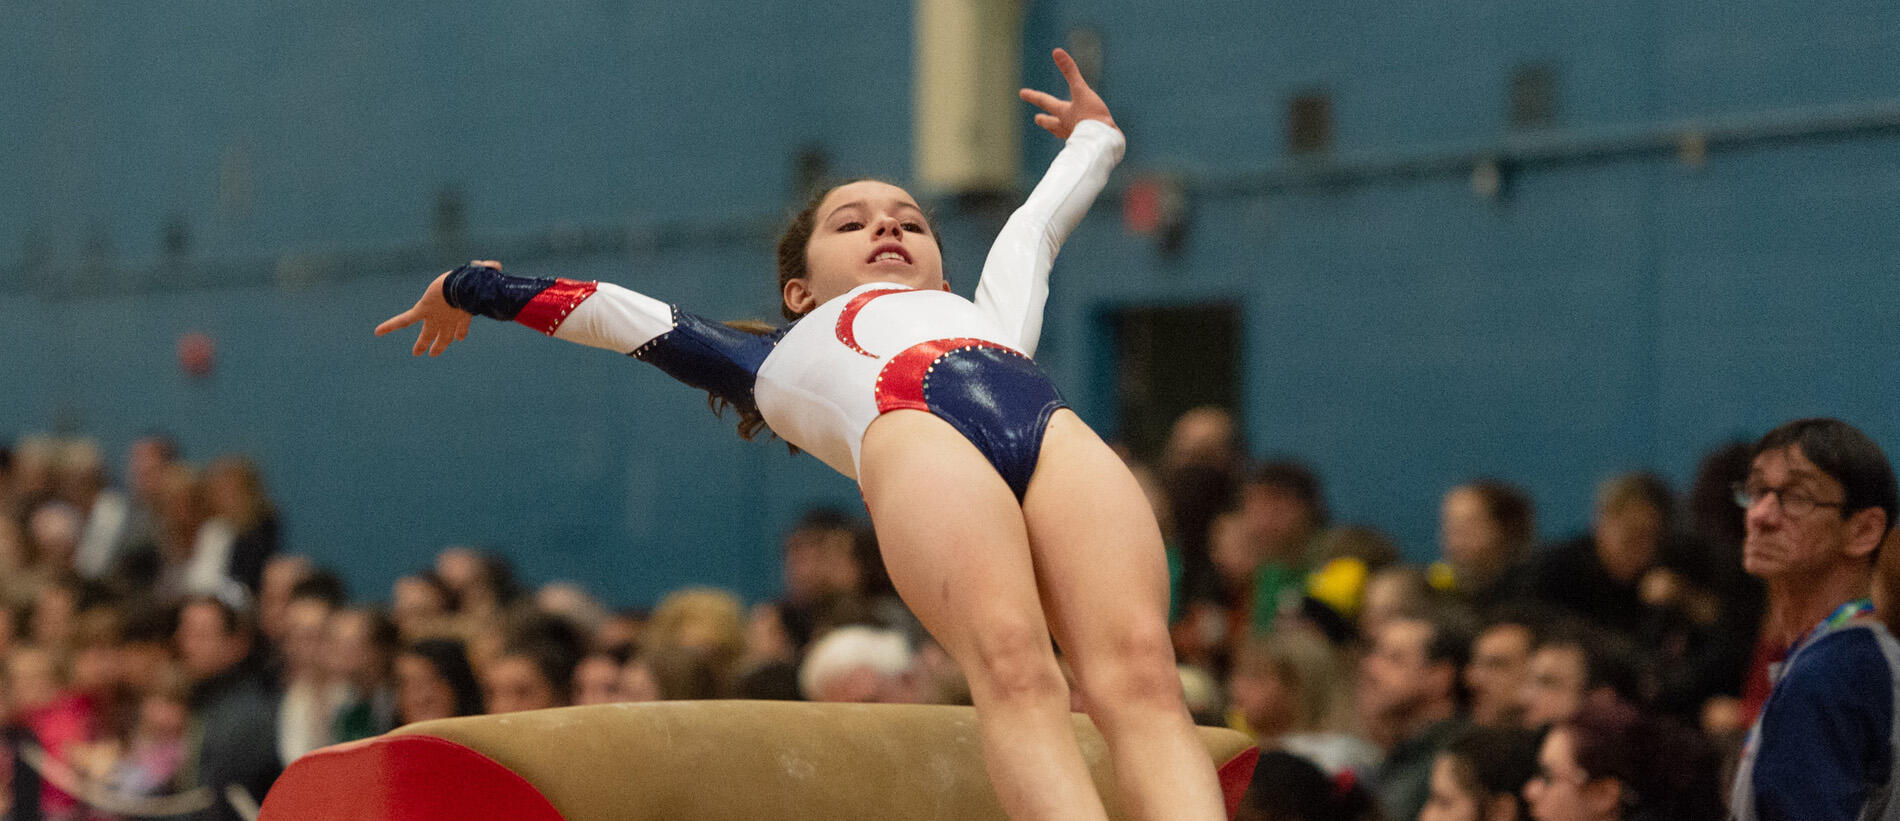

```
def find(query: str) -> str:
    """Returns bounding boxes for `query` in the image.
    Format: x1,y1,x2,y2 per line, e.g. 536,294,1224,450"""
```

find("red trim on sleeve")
514,278,599,336
834,288,917,358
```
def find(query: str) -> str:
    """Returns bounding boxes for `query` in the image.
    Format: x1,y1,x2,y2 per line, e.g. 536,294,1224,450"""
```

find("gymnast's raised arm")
972,48,1125,358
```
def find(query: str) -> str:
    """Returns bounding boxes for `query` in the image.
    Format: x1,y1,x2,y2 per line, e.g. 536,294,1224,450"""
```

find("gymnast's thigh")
857,410,1050,652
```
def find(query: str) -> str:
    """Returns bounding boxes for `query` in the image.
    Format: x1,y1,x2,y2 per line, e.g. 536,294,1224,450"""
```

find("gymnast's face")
786,181,947,315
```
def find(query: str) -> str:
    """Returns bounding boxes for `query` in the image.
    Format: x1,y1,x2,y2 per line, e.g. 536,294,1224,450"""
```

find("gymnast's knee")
962,621,1069,709
1071,626,1184,725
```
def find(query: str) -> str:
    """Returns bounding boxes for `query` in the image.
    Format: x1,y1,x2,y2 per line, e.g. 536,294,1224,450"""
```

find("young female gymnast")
377,49,1226,821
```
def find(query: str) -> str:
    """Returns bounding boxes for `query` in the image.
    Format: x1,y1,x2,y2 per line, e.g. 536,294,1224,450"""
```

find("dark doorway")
1108,302,1243,460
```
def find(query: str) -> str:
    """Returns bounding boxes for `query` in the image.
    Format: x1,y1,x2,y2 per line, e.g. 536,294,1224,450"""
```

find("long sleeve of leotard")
441,264,779,412
971,118,1125,359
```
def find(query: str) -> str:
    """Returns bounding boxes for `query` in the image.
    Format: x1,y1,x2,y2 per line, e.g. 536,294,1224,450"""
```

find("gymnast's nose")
873,215,904,238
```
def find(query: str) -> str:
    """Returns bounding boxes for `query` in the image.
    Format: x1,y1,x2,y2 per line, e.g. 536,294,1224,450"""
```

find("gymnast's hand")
1019,47,1117,139
374,260,496,356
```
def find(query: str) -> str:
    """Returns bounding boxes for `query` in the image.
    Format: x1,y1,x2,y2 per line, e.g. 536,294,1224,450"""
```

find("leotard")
443,120,1124,498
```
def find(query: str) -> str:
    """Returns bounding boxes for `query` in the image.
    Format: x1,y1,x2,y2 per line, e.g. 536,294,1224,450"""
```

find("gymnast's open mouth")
867,243,912,265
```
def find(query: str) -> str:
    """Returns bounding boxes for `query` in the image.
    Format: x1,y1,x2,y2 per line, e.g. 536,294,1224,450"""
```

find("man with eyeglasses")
1729,418,1899,821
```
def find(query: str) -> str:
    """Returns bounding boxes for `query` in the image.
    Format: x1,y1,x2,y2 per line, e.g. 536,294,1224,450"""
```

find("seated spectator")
390,571,457,642
1159,406,1243,611
1520,473,1681,641
1238,461,1330,637
1357,608,1472,821
1435,480,1536,609
798,626,915,703
2,643,95,816
255,554,315,649
644,587,745,685
275,582,342,763
1235,750,1379,821
1517,623,1647,730
1523,700,1722,821
1226,629,1377,776
1463,609,1542,729
1358,565,1433,647
326,608,401,742
573,646,631,706
1420,726,1541,821
175,594,280,820
758,509,867,657
481,614,585,714
183,457,281,598
394,638,483,724
104,665,192,798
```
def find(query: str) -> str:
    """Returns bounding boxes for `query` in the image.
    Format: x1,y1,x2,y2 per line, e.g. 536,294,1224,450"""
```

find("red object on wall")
258,735,564,821
177,333,215,378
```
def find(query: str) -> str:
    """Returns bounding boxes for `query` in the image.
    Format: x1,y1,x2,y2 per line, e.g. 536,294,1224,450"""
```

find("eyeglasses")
1731,481,1846,518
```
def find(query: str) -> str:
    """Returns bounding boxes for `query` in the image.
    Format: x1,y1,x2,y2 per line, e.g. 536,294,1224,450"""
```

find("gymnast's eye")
903,222,927,234
837,221,863,231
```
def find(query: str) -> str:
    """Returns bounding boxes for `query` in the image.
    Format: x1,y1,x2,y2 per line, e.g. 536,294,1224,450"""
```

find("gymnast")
376,49,1225,821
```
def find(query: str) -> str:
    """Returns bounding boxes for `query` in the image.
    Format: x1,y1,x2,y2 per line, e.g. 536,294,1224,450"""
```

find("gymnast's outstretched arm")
972,48,1125,359
376,262,777,409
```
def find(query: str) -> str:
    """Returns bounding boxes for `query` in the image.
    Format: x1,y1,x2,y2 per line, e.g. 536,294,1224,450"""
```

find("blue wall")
4,1,1897,605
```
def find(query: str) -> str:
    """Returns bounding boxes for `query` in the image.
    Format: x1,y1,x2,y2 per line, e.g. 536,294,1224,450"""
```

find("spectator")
1436,480,1536,609
391,571,457,642
394,638,483,724
146,463,206,597
1226,629,1377,776
481,614,585,713
798,626,915,703
1464,610,1539,729
573,646,630,706
1524,700,1722,821
1357,609,1470,821
2,643,95,816
1517,623,1646,730
1238,461,1329,636
1160,406,1243,610
436,547,522,628
1520,473,1679,641
1729,419,1898,821
175,595,280,820
275,581,343,763
1421,726,1541,821
182,457,281,599
255,555,315,649
762,509,866,655
326,607,400,742
1235,749,1378,821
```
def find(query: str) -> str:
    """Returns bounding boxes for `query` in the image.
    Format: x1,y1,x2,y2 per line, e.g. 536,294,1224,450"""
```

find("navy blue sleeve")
441,264,556,321
1753,628,1894,821
631,308,783,415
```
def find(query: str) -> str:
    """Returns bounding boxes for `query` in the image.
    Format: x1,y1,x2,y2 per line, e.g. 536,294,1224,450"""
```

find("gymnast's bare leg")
860,410,1110,821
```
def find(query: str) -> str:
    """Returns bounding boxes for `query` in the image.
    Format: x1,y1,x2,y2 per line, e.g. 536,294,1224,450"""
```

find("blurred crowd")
0,410,1871,820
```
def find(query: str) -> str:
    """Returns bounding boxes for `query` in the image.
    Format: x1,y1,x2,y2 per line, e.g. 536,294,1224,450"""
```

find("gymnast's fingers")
470,259,502,271
375,310,419,337
411,326,431,357
1034,113,1065,137
1052,48,1086,95
1019,87,1065,114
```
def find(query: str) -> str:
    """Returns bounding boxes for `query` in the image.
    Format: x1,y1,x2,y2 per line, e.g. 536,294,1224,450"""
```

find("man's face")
1518,645,1586,729
1242,485,1314,555
176,602,246,681
1742,445,1855,581
1464,623,1532,727
1593,501,1663,581
783,528,860,602
1440,488,1503,570
1360,619,1434,719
